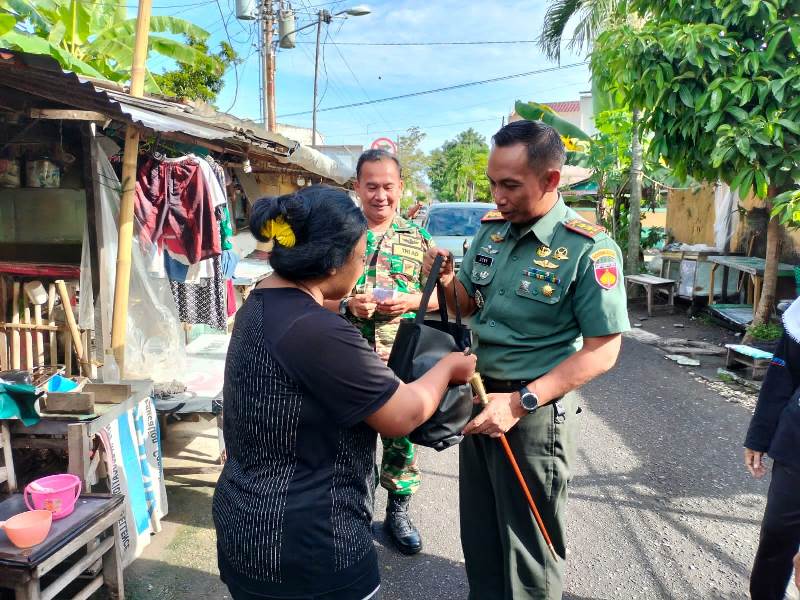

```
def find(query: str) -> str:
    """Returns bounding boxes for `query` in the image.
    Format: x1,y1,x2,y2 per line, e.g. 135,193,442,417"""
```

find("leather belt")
481,377,529,393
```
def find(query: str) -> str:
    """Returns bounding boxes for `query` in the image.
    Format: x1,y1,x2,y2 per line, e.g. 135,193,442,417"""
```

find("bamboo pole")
47,283,58,367
470,373,559,562
110,0,153,376
56,280,90,376
10,282,20,370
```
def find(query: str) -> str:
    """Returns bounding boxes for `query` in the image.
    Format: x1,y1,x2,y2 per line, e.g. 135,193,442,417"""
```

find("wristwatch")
339,297,351,316
518,385,540,414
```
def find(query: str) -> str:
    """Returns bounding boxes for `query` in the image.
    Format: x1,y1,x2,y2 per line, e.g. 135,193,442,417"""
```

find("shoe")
385,494,422,555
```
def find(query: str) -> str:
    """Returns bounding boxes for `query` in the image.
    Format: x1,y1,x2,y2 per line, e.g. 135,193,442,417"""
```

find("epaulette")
481,210,505,222
562,219,606,239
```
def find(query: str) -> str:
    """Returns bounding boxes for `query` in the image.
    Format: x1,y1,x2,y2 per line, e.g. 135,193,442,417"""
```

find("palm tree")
538,0,644,276
0,0,212,93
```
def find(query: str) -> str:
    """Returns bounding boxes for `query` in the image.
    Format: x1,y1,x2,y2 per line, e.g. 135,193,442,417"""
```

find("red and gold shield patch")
590,248,619,290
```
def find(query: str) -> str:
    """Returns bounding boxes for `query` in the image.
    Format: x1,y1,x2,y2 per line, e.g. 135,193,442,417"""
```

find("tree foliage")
154,35,238,103
538,0,621,62
428,129,491,202
592,0,800,326
396,126,429,208
0,0,214,93
592,0,800,202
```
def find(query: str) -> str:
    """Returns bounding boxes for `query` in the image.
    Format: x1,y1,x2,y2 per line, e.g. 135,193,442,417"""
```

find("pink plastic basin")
0,510,52,548
24,473,82,520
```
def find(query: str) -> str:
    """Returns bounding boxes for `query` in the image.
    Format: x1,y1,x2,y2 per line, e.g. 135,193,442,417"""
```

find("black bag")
387,255,473,451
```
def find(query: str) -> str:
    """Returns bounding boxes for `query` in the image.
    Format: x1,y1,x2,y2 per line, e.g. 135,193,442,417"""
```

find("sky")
148,0,591,153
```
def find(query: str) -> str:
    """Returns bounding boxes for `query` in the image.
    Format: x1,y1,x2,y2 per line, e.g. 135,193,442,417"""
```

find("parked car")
422,202,496,270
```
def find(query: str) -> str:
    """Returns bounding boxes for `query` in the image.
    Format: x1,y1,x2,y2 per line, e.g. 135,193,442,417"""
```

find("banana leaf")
515,100,592,141
0,29,105,78
0,13,15,35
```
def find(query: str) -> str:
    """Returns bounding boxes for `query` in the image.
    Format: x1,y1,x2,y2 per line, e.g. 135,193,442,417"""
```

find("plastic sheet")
92,136,187,383
714,182,740,252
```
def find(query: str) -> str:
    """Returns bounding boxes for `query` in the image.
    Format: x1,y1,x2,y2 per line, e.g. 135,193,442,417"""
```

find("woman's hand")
445,351,477,384
744,448,768,479
349,294,377,318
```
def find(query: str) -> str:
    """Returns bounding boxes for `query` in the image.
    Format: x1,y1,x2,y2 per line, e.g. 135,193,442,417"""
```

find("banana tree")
515,100,592,166
0,0,212,93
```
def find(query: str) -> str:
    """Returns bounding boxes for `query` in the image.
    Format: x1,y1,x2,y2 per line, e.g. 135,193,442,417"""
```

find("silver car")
422,202,496,270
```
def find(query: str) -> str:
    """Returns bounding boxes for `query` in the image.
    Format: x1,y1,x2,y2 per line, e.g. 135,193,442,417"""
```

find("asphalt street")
373,335,769,599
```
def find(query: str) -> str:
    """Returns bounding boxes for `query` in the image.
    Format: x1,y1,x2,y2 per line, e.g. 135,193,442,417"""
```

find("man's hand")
349,294,377,319
375,294,414,318
463,393,527,438
422,247,455,285
744,448,768,479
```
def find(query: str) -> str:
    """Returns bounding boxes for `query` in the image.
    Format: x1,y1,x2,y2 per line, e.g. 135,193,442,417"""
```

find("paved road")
374,336,768,599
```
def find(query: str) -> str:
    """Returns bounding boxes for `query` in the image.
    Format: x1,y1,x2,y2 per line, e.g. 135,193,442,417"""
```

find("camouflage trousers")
379,435,420,496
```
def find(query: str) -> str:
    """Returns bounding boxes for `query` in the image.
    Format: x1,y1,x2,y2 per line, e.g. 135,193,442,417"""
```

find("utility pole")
111,0,152,375
262,0,276,131
312,10,327,147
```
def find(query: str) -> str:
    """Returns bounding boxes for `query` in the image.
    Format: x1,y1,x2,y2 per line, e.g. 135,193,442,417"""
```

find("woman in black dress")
213,185,475,600
744,297,800,599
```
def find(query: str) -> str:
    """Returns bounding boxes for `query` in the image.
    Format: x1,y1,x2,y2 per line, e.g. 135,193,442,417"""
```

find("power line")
214,0,241,112
277,62,588,118
299,39,540,46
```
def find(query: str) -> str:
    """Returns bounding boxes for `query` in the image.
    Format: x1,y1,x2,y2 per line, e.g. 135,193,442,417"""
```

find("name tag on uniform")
393,244,425,263
475,254,493,266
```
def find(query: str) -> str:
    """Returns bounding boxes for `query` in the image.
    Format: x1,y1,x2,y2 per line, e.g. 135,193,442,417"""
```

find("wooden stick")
0,323,61,332
56,280,89,376
48,283,58,367
10,282,20,370
0,277,7,371
470,373,559,561
23,306,33,370
33,304,45,366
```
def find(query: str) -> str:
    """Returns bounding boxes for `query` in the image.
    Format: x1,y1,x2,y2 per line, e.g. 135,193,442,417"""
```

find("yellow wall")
666,184,800,262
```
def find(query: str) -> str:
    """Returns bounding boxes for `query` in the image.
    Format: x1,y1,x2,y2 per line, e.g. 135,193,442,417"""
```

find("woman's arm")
364,352,476,437
744,334,798,470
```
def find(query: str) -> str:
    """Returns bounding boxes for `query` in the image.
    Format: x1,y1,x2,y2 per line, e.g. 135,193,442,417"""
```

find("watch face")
520,391,538,411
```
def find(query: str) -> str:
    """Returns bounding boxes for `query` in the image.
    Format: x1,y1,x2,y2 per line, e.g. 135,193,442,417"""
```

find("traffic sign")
370,137,397,154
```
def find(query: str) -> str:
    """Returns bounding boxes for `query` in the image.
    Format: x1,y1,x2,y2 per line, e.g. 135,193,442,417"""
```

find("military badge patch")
480,244,500,255
553,247,569,260
475,254,493,266
563,219,606,239
481,210,505,222
490,233,505,243
475,289,485,309
392,244,425,262
536,246,552,257
591,248,619,289
533,259,559,270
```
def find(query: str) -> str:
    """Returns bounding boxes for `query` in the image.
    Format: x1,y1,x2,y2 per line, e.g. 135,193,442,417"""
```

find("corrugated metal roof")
0,48,356,182
544,101,581,113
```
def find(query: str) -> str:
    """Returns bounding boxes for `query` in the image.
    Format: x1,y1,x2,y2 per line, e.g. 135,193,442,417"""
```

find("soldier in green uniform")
424,120,629,599
326,149,436,555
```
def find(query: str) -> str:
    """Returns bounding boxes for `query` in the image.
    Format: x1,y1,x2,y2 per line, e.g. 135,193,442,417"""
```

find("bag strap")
416,255,443,324
416,254,462,326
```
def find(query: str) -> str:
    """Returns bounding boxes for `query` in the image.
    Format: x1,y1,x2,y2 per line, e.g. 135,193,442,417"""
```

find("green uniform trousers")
380,435,420,496
459,393,579,600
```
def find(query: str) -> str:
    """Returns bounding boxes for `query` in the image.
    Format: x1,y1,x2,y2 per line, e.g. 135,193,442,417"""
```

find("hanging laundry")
134,157,221,265
169,256,228,330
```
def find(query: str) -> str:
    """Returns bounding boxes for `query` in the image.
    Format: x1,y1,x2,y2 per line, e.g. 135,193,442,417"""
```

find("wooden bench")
725,344,773,380
625,274,677,317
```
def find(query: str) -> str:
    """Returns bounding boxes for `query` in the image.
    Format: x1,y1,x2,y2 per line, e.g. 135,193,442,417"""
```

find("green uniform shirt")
348,215,434,361
456,197,630,381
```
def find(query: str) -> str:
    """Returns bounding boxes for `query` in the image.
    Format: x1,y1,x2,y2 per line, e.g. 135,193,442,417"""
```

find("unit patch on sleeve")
481,210,505,222
563,219,606,239
590,248,619,289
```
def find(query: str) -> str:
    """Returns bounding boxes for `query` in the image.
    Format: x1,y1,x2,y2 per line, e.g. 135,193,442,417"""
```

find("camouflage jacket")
347,215,434,361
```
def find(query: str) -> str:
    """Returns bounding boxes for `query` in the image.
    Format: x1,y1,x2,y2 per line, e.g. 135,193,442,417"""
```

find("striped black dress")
213,288,399,600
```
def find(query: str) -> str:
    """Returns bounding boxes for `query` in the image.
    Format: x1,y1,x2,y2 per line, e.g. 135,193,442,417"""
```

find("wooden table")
0,493,124,600
8,381,152,489
707,256,795,316
625,274,677,317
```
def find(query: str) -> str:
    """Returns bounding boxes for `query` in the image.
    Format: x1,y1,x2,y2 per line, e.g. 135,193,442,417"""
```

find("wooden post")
56,280,90,376
11,282,20,370
23,306,33,370
0,276,7,371
47,284,58,367
110,0,153,376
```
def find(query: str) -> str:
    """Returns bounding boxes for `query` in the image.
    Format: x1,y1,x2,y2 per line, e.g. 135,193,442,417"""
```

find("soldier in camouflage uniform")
332,149,435,555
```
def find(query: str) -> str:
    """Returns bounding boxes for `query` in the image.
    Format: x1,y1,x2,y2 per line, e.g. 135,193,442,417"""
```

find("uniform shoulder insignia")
481,210,505,222
562,219,606,239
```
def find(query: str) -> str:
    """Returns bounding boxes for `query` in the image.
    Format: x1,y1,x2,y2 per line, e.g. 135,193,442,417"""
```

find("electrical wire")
300,39,542,46
277,62,588,118
214,0,241,112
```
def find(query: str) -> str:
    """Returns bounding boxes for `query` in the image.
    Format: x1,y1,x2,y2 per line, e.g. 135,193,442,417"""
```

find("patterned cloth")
346,215,433,496
169,256,227,330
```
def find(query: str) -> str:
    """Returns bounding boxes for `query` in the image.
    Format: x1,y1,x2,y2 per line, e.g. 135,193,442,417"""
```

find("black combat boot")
385,493,422,555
